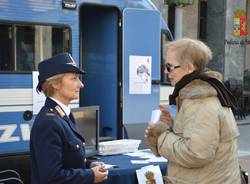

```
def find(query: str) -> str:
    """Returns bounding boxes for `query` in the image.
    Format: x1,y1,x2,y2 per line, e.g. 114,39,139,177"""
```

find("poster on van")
129,55,152,94
32,71,46,114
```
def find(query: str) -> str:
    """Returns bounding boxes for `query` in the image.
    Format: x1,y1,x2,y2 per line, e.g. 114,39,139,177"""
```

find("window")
16,25,35,71
199,0,207,41
168,5,175,37
52,27,70,56
0,24,12,70
0,23,70,72
161,31,173,84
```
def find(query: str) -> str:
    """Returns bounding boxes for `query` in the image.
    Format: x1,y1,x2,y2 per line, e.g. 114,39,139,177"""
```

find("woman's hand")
159,105,173,127
144,124,154,138
144,122,170,156
92,164,108,183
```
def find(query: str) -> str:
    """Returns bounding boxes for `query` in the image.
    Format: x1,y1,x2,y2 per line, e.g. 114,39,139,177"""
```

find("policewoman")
30,53,108,184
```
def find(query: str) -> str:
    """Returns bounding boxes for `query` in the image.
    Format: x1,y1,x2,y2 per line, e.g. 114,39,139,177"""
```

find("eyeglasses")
164,63,181,72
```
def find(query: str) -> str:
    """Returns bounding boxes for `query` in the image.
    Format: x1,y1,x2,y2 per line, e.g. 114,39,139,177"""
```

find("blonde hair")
41,74,65,97
166,38,212,70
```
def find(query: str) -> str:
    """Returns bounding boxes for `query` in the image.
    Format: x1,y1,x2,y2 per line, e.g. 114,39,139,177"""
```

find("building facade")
153,0,250,116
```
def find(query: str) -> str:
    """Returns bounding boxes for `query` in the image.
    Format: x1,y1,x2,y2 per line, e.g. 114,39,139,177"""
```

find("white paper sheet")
104,164,118,169
131,160,149,164
146,157,168,163
124,151,148,157
150,109,161,124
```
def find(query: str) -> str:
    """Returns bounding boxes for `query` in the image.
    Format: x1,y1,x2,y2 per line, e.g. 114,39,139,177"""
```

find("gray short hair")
165,38,212,70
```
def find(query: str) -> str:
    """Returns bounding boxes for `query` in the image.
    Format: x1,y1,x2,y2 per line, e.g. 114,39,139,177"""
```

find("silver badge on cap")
67,54,77,66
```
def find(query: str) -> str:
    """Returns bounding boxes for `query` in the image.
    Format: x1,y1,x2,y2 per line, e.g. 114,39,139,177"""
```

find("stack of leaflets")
98,139,141,155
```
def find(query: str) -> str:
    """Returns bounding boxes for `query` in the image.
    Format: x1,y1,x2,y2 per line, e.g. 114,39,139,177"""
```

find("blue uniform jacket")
30,97,94,184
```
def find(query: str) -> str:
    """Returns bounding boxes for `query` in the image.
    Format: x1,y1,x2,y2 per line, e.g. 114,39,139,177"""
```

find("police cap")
37,53,85,92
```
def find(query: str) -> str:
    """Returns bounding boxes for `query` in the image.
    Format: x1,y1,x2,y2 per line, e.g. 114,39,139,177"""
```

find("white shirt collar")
50,97,71,117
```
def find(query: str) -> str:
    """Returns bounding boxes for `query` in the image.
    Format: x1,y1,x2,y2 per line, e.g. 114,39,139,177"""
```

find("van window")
0,23,70,72
161,32,172,84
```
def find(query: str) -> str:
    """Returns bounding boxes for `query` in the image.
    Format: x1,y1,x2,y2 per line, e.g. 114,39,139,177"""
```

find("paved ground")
239,155,250,183
237,115,250,183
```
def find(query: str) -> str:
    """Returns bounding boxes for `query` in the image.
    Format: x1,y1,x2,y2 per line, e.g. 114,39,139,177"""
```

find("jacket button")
82,142,85,146
76,144,79,148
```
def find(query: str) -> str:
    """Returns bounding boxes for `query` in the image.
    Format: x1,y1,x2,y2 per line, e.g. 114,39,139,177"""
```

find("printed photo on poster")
129,55,152,94
136,165,164,184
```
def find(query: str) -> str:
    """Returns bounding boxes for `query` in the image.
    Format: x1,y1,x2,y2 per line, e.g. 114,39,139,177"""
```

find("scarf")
169,70,238,111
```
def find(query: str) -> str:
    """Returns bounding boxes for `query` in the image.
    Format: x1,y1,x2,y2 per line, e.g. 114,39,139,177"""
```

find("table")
93,151,167,184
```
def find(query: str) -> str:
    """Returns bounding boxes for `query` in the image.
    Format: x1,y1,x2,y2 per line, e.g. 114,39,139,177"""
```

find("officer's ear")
52,81,61,91
50,74,64,92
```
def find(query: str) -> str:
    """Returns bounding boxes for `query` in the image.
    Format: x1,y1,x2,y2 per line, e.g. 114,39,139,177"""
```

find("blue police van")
0,0,173,182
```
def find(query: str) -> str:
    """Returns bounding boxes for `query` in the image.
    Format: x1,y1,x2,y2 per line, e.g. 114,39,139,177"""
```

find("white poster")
32,71,46,115
136,165,164,184
129,55,152,94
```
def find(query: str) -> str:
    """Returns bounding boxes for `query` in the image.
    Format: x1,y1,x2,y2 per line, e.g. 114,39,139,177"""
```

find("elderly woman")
145,38,241,184
30,53,108,184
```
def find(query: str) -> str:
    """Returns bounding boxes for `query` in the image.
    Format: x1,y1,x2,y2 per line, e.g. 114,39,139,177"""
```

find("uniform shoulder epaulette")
45,108,56,116
54,105,65,118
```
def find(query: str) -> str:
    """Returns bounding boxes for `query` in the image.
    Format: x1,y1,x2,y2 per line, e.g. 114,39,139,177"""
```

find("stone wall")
224,0,246,81
182,0,199,38
151,0,169,22
245,1,250,70
206,0,226,74
152,0,248,83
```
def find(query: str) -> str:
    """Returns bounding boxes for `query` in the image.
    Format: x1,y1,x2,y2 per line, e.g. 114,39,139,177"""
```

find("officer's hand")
92,165,108,183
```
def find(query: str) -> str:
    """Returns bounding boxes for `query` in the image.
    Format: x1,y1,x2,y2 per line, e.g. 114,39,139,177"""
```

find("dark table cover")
94,152,167,184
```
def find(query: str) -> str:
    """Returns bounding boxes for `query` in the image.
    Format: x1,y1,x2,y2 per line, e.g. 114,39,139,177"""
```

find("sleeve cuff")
85,168,95,183
86,159,92,168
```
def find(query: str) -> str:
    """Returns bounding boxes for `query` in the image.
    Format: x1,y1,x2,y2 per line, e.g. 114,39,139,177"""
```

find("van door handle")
151,80,160,84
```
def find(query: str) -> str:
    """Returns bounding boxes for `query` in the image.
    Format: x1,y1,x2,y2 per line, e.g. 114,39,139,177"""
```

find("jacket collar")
45,97,84,141
174,70,222,109
179,70,222,100
50,97,71,117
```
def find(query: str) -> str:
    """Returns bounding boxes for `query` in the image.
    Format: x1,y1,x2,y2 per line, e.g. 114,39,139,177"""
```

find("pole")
174,5,183,39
